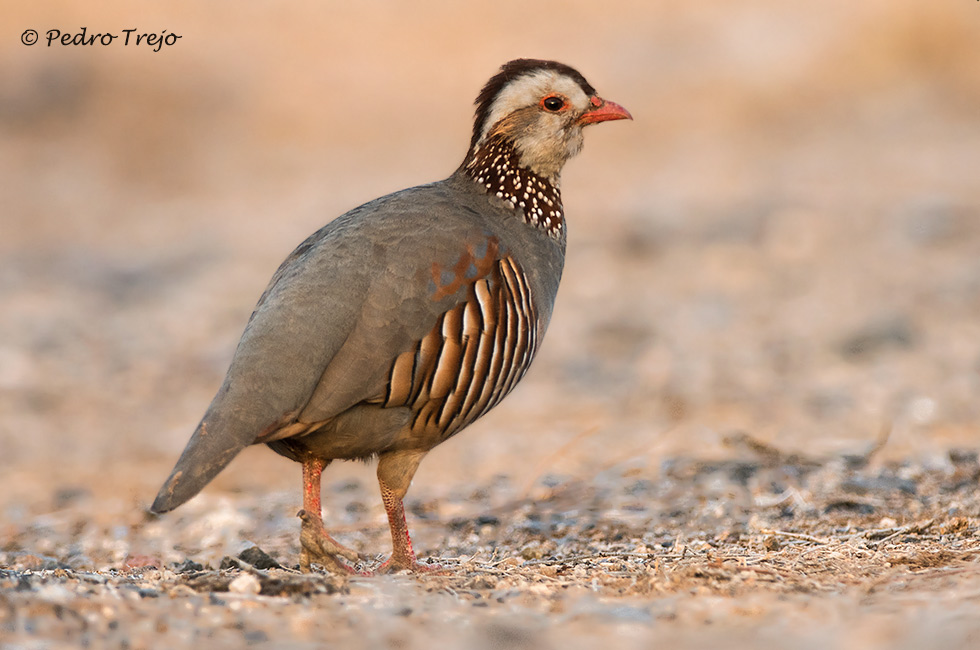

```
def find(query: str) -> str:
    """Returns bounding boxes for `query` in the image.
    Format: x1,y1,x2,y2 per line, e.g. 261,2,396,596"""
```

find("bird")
150,59,631,573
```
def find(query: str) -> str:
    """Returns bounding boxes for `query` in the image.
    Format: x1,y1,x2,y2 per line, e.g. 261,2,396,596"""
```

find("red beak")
578,97,632,125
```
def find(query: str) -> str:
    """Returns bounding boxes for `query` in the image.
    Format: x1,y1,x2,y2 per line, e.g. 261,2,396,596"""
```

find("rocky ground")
4,441,980,649
3,1,980,648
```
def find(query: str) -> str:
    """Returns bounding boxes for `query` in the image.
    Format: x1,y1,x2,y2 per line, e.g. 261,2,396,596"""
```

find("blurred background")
2,0,979,522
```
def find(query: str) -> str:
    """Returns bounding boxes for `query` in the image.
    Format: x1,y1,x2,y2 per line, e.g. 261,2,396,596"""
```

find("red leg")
376,476,440,573
303,456,326,515
297,457,362,573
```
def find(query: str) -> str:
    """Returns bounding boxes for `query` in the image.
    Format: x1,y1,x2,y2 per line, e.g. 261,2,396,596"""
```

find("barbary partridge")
151,59,631,573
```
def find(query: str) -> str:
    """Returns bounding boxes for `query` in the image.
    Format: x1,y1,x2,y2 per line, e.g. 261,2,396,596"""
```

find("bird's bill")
577,97,632,125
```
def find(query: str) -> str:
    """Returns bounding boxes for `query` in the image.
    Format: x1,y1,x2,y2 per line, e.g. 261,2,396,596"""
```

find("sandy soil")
3,1,980,648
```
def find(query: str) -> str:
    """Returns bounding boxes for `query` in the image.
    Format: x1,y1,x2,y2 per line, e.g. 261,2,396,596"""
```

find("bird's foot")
297,509,365,575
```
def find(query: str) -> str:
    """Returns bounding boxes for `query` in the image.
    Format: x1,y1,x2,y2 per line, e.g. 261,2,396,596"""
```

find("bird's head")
467,59,631,181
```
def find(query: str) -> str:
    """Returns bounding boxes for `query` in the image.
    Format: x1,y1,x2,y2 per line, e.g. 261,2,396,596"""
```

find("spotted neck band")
463,134,564,239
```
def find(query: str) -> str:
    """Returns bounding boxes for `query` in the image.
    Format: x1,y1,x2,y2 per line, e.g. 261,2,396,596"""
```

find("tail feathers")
150,420,253,514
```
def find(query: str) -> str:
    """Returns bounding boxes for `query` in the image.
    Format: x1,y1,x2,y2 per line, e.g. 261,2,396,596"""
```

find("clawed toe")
297,509,364,574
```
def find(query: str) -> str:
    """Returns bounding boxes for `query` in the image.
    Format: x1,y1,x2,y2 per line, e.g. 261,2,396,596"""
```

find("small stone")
465,575,496,590
244,629,269,644
949,449,979,466
538,565,558,577
173,559,205,573
238,545,281,570
228,573,261,595
15,554,60,571
520,544,547,560
839,316,917,360
35,583,73,605
123,555,161,570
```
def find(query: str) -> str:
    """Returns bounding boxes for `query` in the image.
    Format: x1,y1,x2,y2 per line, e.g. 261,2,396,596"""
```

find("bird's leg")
375,450,440,573
297,456,362,573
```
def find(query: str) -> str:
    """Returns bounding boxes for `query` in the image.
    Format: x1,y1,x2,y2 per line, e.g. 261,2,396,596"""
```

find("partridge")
151,59,631,573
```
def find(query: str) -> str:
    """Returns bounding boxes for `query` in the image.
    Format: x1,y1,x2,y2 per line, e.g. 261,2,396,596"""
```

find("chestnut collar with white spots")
463,134,564,239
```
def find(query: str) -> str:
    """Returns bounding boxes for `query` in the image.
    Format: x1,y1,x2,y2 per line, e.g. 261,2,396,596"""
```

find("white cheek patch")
478,71,590,144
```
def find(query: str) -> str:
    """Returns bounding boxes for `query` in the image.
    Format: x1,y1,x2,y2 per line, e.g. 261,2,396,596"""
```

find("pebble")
228,573,261,595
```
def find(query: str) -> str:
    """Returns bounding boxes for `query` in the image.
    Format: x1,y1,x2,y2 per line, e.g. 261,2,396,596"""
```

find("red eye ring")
541,94,567,112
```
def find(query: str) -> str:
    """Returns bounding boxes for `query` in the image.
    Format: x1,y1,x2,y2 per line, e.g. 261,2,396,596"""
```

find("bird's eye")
541,95,566,112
